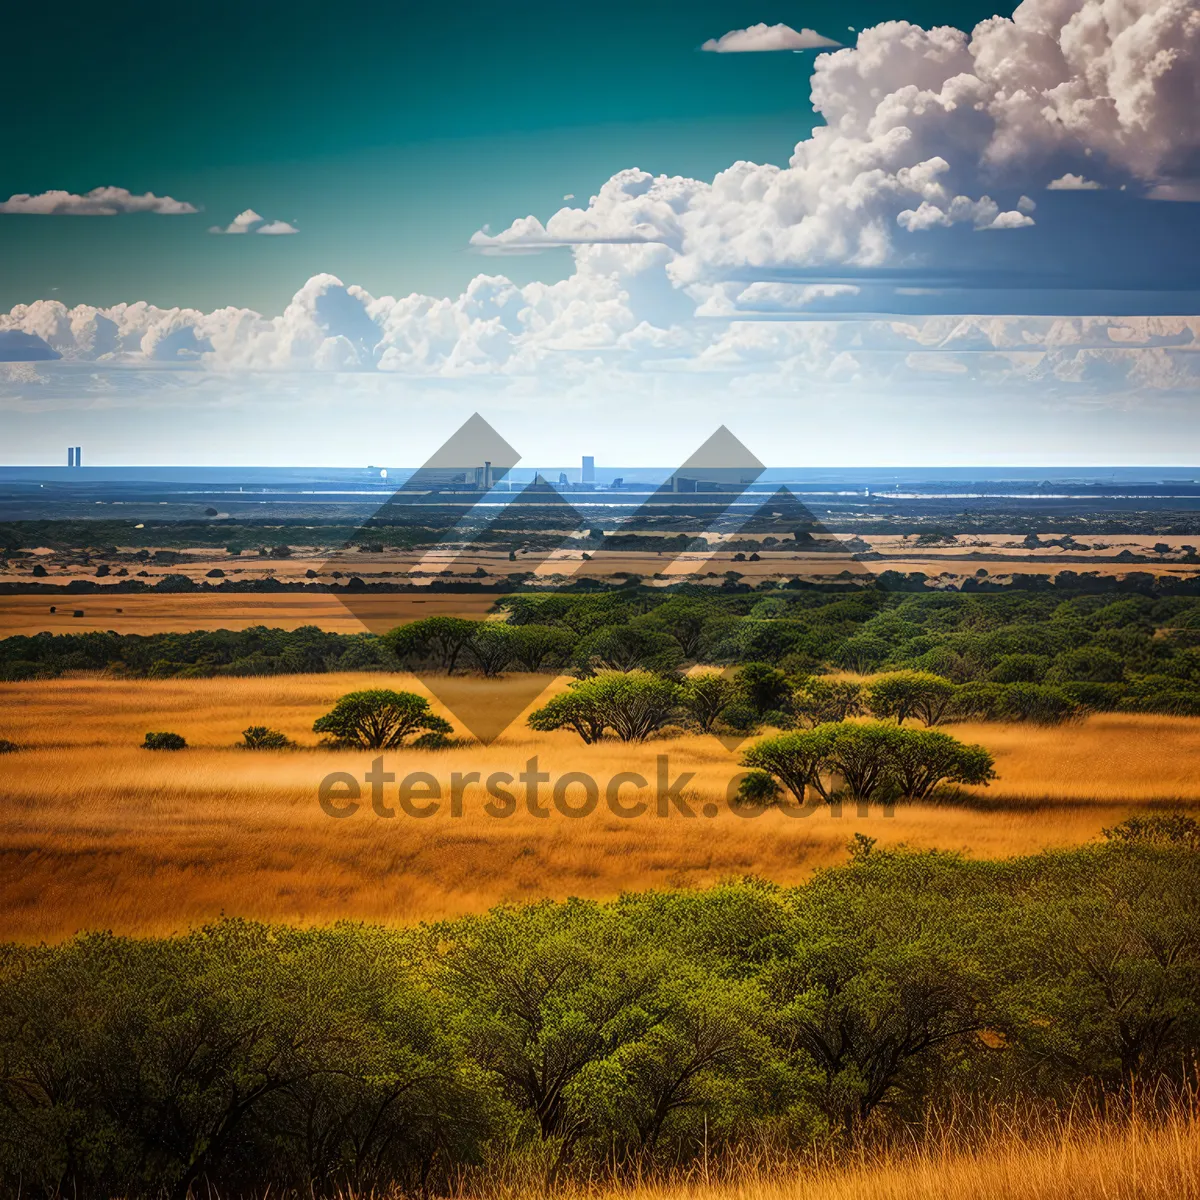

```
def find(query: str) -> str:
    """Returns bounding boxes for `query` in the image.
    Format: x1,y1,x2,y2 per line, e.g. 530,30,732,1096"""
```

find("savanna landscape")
6,0,1200,1192
2,568,1200,1199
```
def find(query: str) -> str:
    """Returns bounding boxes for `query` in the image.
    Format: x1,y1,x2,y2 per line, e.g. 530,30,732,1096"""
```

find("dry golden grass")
524,1109,1200,1200
1,671,1197,942
0,592,499,636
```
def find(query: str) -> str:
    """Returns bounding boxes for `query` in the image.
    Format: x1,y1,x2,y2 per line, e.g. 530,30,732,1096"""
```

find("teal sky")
3,0,1007,313
4,0,1198,468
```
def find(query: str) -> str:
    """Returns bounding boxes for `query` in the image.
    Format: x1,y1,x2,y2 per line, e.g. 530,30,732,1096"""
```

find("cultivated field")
1,671,1196,942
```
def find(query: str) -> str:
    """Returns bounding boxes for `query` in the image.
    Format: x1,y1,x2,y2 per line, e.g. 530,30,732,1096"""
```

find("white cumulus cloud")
1048,174,1104,190
209,210,299,235
476,0,1200,291
701,23,841,52
0,187,198,215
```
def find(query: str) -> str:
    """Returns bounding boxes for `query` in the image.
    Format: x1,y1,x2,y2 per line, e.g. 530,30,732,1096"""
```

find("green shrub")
141,731,187,750
3,842,1197,1197
733,768,783,807
995,682,1080,724
240,726,293,749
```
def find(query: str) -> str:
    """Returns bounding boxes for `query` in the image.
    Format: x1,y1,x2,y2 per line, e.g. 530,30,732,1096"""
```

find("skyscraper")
75,446,82,467
67,447,75,467
581,455,595,484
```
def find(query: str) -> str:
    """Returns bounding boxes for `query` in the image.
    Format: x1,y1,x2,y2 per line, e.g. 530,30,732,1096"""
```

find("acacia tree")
832,634,890,674
313,689,452,748
637,598,712,659
526,690,610,743
509,624,577,672
743,723,995,807
440,903,666,1175
823,723,903,805
462,624,517,677
886,729,995,799
529,672,681,743
678,672,738,733
867,671,958,726
763,854,990,1140
735,662,794,715
574,626,683,674
740,728,837,804
793,678,865,726
382,617,478,674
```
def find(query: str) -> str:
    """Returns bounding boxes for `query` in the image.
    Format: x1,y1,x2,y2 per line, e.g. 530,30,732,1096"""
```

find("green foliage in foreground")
0,830,1197,1198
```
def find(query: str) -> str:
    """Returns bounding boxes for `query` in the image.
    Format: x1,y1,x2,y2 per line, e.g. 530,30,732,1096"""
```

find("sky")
2,0,1199,467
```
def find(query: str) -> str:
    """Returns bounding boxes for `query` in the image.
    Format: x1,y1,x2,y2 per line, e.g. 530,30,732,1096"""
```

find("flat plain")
2,670,1197,942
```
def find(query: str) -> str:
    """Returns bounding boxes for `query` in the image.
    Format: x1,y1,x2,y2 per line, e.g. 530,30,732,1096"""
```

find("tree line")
1,824,1197,1198
5,589,1200,718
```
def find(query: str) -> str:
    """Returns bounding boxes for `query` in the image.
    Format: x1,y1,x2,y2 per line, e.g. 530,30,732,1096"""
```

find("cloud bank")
701,24,841,52
2,0,1198,430
3,270,1199,402
0,187,198,215
475,0,1200,304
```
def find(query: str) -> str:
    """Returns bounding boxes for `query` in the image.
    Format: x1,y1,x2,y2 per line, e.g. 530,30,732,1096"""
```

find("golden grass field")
2,669,1198,942
518,1109,1200,1200
0,591,502,636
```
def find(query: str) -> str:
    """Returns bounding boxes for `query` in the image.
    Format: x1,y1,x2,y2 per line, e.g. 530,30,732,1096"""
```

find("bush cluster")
1,831,1197,1197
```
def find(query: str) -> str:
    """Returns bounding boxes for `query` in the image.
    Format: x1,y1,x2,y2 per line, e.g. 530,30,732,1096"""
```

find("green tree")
509,624,577,672
867,671,958,726
1050,646,1126,683
988,653,1049,683
529,672,681,743
142,731,187,750
678,672,738,733
764,853,991,1139
240,726,293,749
382,617,478,674
313,689,452,748
463,624,517,677
574,626,683,674
527,689,610,743
885,728,996,800
832,634,890,674
637,598,712,659
439,902,665,1172
793,678,864,726
996,682,1079,724
736,662,794,715
741,728,837,805
822,723,904,806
